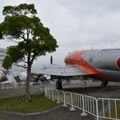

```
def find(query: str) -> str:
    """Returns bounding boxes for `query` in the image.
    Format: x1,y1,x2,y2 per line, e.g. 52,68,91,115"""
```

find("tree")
0,3,58,101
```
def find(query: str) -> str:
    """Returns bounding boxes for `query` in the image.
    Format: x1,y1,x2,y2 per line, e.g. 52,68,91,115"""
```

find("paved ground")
0,107,95,120
65,85,120,98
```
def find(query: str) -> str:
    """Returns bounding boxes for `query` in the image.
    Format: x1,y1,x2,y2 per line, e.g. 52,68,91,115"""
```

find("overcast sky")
0,0,120,71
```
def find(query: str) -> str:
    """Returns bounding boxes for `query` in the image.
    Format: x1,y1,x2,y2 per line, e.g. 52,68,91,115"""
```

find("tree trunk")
25,65,32,102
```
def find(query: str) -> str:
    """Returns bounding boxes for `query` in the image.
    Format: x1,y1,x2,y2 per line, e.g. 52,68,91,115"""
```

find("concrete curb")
0,106,62,116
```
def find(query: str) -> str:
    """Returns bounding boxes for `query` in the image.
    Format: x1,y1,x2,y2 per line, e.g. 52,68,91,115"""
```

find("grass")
0,92,7,96
105,100,120,119
0,95,59,113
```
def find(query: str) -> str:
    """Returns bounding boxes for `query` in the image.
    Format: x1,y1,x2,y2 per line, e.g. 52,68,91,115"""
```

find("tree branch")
20,34,25,40
9,39,19,43
21,59,27,63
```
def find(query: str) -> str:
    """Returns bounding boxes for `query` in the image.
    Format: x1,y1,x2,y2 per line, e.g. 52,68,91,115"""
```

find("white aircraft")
39,49,120,87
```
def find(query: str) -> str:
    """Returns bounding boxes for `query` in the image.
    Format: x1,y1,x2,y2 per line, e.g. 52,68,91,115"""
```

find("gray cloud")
0,0,120,70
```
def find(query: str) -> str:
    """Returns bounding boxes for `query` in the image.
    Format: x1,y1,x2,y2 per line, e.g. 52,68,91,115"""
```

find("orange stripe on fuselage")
65,51,112,81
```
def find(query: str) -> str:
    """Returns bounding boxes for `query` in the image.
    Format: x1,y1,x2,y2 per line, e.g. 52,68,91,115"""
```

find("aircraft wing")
38,64,95,76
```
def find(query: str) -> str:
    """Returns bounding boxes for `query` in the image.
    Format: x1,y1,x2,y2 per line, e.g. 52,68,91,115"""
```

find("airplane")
0,48,17,87
0,69,7,82
39,49,120,87
0,48,7,82
0,68,16,82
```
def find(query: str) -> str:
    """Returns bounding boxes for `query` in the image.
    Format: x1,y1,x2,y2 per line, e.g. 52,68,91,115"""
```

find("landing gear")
101,81,108,87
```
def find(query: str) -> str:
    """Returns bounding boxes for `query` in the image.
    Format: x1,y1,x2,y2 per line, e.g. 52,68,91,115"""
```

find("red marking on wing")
65,51,112,81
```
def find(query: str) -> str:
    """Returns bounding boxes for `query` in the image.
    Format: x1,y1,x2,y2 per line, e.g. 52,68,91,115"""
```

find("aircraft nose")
64,51,83,65
64,55,70,64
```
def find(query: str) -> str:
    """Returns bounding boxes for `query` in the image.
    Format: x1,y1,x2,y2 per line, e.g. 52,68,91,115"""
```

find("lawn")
105,100,120,119
0,95,59,113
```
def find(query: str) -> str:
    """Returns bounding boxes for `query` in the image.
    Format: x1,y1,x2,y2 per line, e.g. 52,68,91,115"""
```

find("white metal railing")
44,87,120,120
0,83,15,90
72,92,83,110
83,95,98,117
97,98,120,120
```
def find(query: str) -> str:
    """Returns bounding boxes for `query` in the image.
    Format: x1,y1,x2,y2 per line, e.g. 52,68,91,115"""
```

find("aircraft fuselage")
65,49,120,82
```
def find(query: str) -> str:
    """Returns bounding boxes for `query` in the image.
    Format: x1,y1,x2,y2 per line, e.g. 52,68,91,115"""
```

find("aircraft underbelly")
98,69,120,82
79,50,120,81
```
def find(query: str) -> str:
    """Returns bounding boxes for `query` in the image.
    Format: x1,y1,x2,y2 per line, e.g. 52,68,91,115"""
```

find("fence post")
52,89,55,101
44,87,48,97
70,93,75,111
96,99,99,120
81,95,87,116
62,91,67,107
48,88,51,99
56,90,60,103
115,99,118,119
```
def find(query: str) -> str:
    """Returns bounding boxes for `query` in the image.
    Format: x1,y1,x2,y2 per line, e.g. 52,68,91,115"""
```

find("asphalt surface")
65,85,120,98
0,107,95,120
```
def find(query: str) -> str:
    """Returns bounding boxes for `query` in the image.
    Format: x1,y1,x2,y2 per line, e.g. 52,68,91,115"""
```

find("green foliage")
1,15,30,38
0,3,58,69
2,45,24,69
0,3,58,101
3,3,37,16
2,55,12,69
0,95,58,113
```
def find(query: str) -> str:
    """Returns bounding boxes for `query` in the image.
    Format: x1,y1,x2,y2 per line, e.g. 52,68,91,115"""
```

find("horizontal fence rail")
44,87,120,120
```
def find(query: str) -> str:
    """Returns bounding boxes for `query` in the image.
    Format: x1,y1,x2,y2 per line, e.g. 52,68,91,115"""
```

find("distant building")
0,48,6,65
